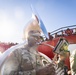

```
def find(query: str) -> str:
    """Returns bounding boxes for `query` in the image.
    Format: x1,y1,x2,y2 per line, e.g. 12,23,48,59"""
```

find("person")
53,38,70,75
53,51,68,75
70,49,76,75
65,28,73,35
0,15,56,75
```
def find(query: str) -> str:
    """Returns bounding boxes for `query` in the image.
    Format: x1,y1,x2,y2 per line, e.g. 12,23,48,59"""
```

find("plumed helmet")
23,5,49,40
23,15,42,40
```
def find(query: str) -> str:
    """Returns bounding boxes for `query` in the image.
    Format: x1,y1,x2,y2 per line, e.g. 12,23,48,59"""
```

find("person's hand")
36,63,56,75
67,70,71,75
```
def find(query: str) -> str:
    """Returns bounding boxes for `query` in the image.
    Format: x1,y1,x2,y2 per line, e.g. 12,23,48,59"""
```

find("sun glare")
0,25,12,37
0,11,17,42
0,8,25,43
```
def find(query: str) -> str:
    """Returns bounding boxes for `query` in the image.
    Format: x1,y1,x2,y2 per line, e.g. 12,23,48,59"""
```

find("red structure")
38,25,76,70
0,42,17,53
0,25,76,72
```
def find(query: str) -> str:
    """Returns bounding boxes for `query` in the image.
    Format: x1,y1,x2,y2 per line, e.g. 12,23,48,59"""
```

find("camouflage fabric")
1,45,43,75
1,44,57,75
70,49,76,75
36,63,56,75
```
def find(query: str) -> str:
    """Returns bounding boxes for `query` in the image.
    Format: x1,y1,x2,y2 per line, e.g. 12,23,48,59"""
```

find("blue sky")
0,0,76,43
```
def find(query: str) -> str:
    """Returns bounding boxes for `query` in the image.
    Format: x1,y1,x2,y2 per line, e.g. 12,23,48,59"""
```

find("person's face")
28,35,41,47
